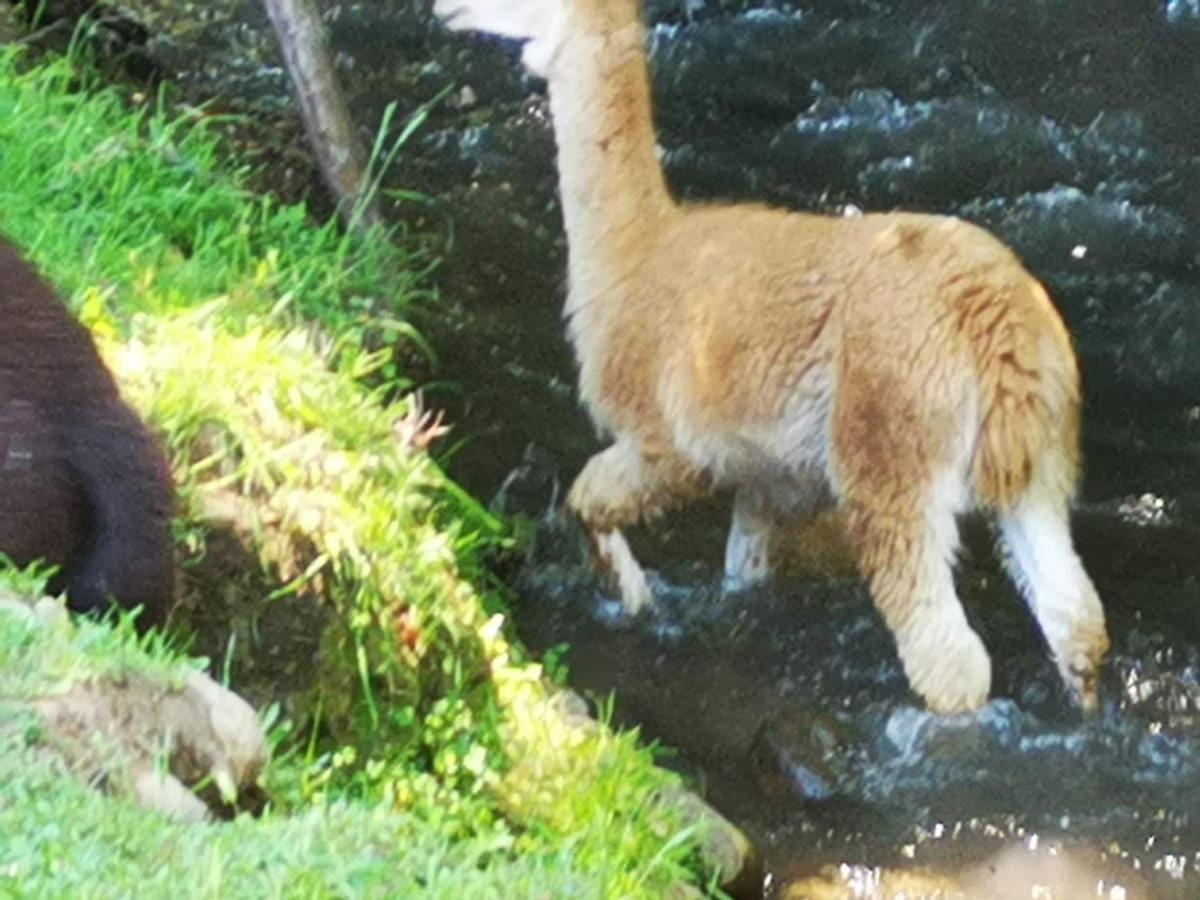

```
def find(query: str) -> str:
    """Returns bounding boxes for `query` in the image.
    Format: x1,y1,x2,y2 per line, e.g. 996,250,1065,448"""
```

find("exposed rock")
130,765,211,823
748,708,852,802
665,883,706,900
31,667,268,820
1,593,267,821
657,784,764,900
0,590,69,630
548,686,593,727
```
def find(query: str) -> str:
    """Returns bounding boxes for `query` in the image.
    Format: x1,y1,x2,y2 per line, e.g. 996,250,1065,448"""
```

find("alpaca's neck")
547,19,674,315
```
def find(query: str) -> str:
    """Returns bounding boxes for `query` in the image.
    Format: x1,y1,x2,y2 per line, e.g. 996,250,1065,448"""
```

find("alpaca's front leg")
590,529,653,616
567,437,707,615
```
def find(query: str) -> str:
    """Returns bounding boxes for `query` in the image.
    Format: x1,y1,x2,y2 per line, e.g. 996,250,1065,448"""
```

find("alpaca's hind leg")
997,499,1108,709
724,476,828,591
567,436,708,614
846,492,992,714
724,488,775,591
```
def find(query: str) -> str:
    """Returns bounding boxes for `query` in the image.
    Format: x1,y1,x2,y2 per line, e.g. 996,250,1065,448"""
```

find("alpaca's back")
575,204,1081,512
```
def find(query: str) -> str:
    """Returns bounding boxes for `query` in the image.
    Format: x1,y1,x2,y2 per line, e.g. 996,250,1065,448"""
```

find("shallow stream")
127,0,1200,894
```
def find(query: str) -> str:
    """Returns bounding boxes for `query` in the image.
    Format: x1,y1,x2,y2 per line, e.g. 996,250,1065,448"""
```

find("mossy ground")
0,41,717,898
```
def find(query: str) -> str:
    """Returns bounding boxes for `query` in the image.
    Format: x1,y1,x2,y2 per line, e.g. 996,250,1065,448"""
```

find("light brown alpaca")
433,0,1109,713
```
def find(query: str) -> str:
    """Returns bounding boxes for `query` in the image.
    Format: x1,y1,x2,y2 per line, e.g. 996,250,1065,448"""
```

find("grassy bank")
0,44,717,897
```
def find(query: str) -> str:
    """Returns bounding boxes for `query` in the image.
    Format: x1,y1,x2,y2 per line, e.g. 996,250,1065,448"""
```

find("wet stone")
748,709,852,802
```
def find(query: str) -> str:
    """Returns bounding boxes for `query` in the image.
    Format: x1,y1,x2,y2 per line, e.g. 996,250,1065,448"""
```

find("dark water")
141,0,1200,894
403,2,1200,894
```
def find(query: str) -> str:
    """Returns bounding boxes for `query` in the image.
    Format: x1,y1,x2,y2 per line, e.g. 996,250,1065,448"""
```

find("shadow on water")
131,0,1200,893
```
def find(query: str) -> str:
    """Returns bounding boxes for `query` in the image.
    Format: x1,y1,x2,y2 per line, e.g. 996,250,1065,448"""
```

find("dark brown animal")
0,236,174,625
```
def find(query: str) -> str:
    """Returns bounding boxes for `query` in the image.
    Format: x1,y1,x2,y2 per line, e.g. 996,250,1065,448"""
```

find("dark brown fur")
0,236,174,625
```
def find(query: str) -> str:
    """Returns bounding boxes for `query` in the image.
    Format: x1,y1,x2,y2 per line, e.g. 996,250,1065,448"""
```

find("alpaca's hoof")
1061,650,1104,712
618,568,653,616
903,625,993,715
592,529,654,616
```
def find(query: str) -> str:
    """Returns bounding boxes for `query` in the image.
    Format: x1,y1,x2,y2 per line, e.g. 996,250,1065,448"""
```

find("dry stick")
262,0,383,232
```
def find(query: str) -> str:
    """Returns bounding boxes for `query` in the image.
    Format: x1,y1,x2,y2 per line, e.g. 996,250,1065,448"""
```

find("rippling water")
406,3,1200,894
149,0,1200,893
397,1,1200,894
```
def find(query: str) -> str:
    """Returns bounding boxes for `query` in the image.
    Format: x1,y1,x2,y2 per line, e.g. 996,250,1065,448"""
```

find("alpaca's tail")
970,280,1082,511
972,280,1107,710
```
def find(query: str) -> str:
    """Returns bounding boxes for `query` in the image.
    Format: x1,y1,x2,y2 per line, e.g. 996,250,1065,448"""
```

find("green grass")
0,45,718,898
0,768,596,900
0,587,598,899
0,46,418,336
0,564,184,700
